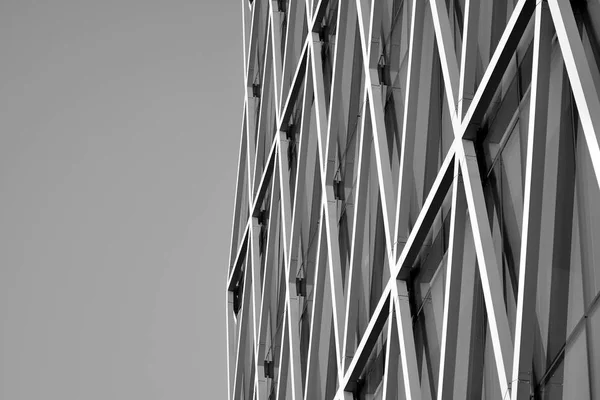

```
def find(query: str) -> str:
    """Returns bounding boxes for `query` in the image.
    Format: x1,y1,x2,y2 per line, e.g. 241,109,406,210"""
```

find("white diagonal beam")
245,0,261,88
437,160,467,399
511,3,553,398
240,0,249,86
308,31,346,377
232,253,254,400
285,47,315,295
251,19,274,195
460,0,536,137
275,307,291,400
338,285,392,393
303,206,330,400
256,181,281,362
392,280,422,400
269,0,284,124
428,0,460,123
458,141,513,398
248,220,266,399
277,134,304,400
325,0,355,167
394,147,456,279
457,0,481,118
381,299,399,399
356,0,400,263
393,0,426,261
229,111,248,267
547,0,600,189
279,0,306,113
341,90,371,372
227,139,277,292
226,290,236,400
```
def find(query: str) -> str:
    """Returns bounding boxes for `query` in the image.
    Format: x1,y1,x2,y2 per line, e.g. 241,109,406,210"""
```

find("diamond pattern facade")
226,0,600,398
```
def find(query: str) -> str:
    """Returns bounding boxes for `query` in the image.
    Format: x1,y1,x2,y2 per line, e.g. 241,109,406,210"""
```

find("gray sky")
0,1,241,398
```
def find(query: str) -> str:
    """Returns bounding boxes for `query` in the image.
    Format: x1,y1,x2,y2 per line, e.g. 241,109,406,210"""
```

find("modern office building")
225,0,600,398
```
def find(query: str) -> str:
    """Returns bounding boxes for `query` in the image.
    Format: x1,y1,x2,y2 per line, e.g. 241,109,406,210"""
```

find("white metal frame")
227,0,600,399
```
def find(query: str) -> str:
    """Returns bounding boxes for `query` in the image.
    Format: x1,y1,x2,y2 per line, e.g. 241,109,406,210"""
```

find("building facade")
226,0,600,398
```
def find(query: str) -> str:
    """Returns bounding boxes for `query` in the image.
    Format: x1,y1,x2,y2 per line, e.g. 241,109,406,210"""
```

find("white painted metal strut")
511,3,553,399
547,0,600,189
458,141,513,398
437,160,467,400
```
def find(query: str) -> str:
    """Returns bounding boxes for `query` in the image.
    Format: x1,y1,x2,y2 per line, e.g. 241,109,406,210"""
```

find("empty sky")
0,1,241,398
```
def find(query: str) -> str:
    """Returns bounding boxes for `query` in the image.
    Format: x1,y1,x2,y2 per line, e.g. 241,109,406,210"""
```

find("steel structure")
226,0,600,398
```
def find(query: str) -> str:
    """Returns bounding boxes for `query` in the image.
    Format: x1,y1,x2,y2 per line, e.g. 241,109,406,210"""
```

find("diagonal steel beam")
229,111,249,268
394,147,456,280
277,134,305,400
392,280,422,400
460,0,536,138
437,160,467,400
341,90,370,373
428,0,460,123
511,3,553,398
547,0,600,189
457,0,481,118
308,26,348,377
279,0,306,115
458,141,513,398
256,180,281,363
231,251,255,400
356,0,399,264
393,0,426,262
303,205,330,400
